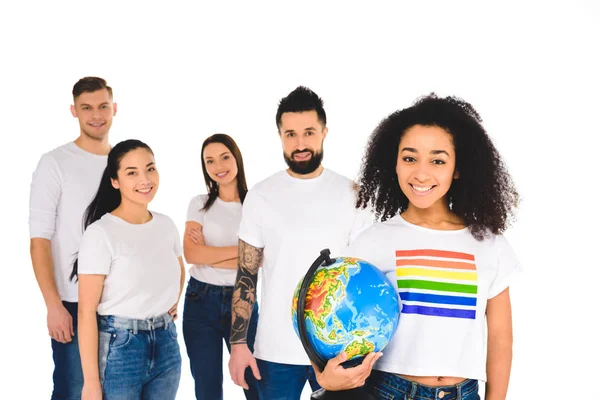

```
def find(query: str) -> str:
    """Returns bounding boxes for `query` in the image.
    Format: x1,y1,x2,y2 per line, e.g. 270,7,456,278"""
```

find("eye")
101,105,108,109
206,160,213,164
148,167,156,172
127,171,137,176
432,159,446,165
305,131,313,136
223,155,231,160
287,132,295,138
82,106,90,110
402,156,416,163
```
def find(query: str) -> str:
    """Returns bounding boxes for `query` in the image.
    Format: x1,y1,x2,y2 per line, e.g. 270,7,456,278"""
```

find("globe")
291,256,401,363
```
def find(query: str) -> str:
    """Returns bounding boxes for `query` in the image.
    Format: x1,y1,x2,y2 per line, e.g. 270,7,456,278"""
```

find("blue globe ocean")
292,257,401,361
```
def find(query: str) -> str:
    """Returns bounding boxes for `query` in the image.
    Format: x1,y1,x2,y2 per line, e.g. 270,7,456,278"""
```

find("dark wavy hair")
356,93,519,240
276,86,326,129
201,134,248,211
70,139,153,280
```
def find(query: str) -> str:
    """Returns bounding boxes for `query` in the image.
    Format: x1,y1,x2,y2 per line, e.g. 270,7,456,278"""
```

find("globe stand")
297,249,377,400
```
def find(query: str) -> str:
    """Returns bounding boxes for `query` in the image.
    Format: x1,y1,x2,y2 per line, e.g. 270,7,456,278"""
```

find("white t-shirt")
29,142,108,302
238,169,373,365
344,215,522,382
77,212,183,319
186,194,241,286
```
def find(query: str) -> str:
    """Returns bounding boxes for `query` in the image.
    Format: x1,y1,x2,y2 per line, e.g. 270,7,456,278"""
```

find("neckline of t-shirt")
215,197,242,207
282,168,329,183
105,211,156,227
68,141,109,159
394,214,470,234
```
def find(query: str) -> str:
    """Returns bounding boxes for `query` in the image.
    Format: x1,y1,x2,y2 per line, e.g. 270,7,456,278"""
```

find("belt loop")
163,314,169,330
457,381,462,400
132,319,138,334
409,382,417,400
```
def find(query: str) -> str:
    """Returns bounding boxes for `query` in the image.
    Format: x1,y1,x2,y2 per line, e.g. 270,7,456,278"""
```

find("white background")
1,1,599,399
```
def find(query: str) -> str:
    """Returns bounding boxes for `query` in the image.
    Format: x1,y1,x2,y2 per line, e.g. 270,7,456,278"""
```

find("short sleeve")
349,206,374,244
488,234,522,299
186,196,205,225
237,189,264,248
29,154,62,239
172,219,183,257
78,224,113,275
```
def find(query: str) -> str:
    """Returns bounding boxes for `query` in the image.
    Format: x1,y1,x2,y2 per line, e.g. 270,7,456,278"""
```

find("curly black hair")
356,93,519,240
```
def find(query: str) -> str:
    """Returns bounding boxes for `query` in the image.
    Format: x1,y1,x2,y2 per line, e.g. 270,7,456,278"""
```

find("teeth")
412,185,433,192
137,188,152,193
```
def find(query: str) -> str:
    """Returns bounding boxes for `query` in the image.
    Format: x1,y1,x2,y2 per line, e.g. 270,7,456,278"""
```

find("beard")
283,148,324,175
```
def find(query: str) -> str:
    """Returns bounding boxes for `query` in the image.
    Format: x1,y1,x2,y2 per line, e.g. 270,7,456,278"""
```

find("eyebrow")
124,162,155,171
204,151,231,159
283,127,317,134
401,147,450,156
79,102,110,107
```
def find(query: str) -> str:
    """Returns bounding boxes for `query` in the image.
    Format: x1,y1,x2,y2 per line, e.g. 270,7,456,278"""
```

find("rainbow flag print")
396,249,478,319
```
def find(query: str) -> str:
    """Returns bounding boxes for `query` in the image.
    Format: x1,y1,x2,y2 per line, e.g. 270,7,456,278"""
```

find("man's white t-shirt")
77,212,183,320
29,142,108,302
238,169,373,365
186,194,241,286
344,215,522,381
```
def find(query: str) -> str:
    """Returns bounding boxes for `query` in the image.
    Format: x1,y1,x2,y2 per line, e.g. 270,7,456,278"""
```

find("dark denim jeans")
97,313,181,400
183,277,259,400
256,359,321,400
366,370,480,400
51,301,84,400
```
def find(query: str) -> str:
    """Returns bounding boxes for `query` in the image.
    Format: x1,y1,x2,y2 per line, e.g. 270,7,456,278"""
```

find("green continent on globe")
344,338,376,359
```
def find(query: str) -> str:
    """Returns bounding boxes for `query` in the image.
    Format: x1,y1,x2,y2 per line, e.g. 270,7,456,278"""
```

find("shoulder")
251,171,288,192
150,211,177,227
189,194,209,209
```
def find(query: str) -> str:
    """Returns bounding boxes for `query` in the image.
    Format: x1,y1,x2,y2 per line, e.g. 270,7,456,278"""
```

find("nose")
414,161,430,182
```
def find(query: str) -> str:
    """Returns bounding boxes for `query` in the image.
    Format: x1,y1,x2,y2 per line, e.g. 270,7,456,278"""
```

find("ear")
322,126,328,139
110,177,119,190
112,102,118,116
70,105,77,118
454,170,460,179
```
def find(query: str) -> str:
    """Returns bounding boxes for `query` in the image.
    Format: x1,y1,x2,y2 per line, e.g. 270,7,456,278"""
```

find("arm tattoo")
230,239,263,344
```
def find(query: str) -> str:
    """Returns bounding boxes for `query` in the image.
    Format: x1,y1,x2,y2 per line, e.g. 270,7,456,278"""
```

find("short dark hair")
276,86,326,129
356,93,519,240
72,77,112,100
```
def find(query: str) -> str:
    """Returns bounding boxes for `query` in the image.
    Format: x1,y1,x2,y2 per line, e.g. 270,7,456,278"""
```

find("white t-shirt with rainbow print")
344,215,521,382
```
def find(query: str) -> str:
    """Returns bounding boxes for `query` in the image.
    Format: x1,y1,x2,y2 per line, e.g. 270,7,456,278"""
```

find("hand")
168,302,179,321
312,351,382,391
81,381,102,400
188,227,205,245
47,302,74,343
229,343,261,390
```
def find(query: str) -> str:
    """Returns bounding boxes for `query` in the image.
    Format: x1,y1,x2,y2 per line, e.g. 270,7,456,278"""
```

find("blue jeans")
183,277,259,400
256,359,321,400
51,301,83,400
366,371,480,400
98,313,181,400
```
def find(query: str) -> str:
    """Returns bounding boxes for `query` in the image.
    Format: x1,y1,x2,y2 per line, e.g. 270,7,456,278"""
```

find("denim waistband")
372,371,478,399
98,313,173,333
188,276,234,295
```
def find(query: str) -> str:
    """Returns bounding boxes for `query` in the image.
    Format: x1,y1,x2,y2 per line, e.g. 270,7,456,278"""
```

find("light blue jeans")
98,313,181,400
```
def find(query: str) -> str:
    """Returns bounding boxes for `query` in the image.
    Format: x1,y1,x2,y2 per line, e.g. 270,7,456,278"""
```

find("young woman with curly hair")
313,94,521,400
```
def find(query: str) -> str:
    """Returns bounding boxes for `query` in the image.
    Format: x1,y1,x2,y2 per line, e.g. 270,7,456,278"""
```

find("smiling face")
396,124,459,211
203,142,238,186
279,110,327,175
70,88,117,141
110,147,159,207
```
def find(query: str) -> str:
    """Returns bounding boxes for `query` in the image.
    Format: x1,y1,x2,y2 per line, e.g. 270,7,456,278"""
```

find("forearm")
178,258,185,300
78,309,101,384
212,257,238,269
485,339,512,400
184,244,238,267
30,239,62,307
230,240,262,344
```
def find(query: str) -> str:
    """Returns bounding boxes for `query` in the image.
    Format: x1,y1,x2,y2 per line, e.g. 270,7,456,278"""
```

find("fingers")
69,315,75,337
328,351,348,368
249,357,262,380
235,366,249,390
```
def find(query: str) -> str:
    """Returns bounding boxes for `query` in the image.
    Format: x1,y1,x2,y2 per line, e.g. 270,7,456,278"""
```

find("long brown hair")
200,134,248,211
